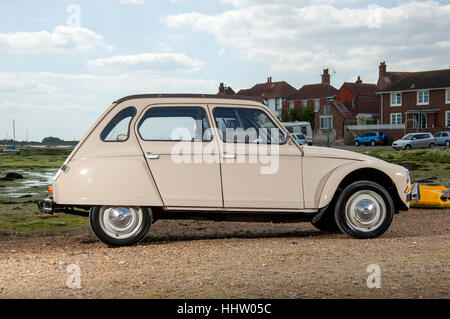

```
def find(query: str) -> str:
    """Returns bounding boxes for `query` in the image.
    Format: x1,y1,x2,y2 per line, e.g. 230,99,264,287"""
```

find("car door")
210,105,304,209
136,105,222,207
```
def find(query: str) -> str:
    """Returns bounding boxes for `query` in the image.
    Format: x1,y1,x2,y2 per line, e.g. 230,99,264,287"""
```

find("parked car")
353,131,387,146
434,131,450,146
38,94,411,246
291,133,306,145
392,133,436,150
283,122,313,145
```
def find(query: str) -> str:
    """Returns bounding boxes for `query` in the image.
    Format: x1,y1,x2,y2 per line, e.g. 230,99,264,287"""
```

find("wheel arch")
318,166,407,214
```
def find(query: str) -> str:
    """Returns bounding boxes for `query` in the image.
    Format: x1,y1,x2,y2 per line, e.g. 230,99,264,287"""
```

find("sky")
1,0,449,141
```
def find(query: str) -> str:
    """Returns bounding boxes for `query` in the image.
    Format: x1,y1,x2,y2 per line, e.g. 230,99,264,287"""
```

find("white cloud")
0,71,217,140
119,0,145,5
165,0,450,82
87,53,204,72
0,25,112,54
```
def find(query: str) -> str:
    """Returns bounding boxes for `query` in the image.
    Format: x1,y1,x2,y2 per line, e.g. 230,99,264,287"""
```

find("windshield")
401,134,415,140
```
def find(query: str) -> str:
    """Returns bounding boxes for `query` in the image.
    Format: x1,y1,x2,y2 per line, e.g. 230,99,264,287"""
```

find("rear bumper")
37,197,90,216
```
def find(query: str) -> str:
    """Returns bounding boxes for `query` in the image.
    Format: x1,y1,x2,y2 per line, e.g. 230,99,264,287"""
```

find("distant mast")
12,119,15,144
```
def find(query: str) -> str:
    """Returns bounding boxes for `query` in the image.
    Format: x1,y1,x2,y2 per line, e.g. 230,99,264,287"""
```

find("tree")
42,136,63,144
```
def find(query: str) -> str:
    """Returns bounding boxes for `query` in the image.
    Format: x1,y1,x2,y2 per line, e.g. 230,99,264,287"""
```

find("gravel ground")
0,208,448,299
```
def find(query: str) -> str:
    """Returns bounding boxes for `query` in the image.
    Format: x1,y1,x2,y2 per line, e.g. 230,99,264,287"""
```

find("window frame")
390,112,402,125
137,106,213,142
446,111,450,127
212,106,287,145
319,115,333,130
390,92,402,106
446,89,450,104
417,90,430,105
100,106,137,143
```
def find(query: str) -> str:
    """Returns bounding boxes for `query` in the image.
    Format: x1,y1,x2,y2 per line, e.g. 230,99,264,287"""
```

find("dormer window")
417,90,430,105
390,93,402,106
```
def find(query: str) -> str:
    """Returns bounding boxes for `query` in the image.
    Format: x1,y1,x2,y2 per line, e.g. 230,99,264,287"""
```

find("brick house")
378,64,450,130
335,77,380,124
314,100,355,143
283,69,338,112
236,77,297,116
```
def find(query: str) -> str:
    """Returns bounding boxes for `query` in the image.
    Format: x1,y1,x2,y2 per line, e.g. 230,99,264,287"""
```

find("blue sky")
1,0,450,141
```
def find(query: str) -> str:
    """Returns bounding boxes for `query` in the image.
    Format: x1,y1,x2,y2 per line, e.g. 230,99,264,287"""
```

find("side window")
213,107,286,144
138,107,211,142
100,106,136,142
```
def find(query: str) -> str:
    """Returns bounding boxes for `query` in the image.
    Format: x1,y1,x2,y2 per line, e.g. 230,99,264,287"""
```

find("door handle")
145,152,160,159
222,152,236,159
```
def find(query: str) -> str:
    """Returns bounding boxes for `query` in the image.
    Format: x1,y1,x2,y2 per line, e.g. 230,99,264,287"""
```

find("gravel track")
0,208,448,299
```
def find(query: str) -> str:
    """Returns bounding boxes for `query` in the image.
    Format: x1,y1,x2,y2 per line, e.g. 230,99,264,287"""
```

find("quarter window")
390,93,402,106
213,107,286,144
138,107,211,142
100,106,136,142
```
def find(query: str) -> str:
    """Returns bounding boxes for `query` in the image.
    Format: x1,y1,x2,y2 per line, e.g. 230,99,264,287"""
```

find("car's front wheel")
354,140,360,146
334,181,394,239
445,141,450,147
90,206,152,246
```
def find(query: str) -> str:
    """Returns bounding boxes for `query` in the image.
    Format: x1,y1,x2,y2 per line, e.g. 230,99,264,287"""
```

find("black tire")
90,206,152,246
429,143,436,149
370,140,376,147
334,181,394,239
354,141,360,146
445,141,450,147
405,144,412,150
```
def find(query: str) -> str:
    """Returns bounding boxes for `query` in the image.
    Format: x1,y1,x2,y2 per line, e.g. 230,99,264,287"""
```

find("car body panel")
52,95,409,213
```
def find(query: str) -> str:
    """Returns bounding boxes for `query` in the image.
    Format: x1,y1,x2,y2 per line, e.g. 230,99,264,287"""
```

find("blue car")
353,131,387,146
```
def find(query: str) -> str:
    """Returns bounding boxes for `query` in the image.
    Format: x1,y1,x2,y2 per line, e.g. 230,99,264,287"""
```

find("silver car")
392,133,436,150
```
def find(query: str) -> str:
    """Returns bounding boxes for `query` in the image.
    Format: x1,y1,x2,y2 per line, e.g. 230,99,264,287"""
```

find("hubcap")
345,190,386,232
99,206,143,239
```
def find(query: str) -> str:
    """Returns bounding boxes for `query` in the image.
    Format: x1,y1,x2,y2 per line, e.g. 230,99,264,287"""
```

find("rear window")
100,106,137,142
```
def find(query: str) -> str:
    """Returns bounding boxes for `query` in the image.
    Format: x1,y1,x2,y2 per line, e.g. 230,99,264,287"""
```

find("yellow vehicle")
410,184,450,208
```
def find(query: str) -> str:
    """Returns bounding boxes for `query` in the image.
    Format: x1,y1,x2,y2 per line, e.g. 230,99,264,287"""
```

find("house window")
446,111,450,127
417,90,430,105
314,99,320,112
275,98,281,111
390,93,402,106
289,101,294,109
320,116,333,129
324,105,330,115
446,89,450,104
390,113,402,125
302,100,307,107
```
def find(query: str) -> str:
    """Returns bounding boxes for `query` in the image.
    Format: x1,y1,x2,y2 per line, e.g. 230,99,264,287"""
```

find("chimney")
321,69,330,85
379,61,387,79
267,76,272,83
356,76,362,84
219,82,225,93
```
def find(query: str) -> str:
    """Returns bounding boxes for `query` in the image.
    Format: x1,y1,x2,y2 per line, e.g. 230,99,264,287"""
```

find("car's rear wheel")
370,140,376,146
90,206,152,246
334,181,394,239
354,141,360,146
429,143,436,148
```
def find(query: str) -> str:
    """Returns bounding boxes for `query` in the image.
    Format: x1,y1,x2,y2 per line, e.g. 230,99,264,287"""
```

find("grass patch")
363,148,450,187
0,147,72,168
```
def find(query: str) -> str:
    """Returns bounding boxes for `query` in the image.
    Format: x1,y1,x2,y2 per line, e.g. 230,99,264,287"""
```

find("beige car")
39,94,412,246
